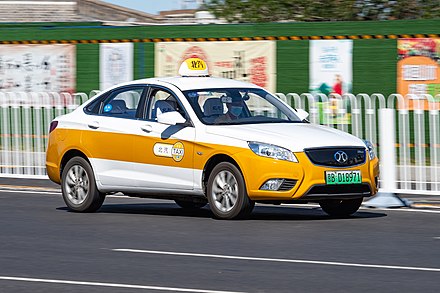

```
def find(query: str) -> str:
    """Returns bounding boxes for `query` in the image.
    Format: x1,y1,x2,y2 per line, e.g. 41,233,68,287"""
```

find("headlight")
364,140,376,160
248,142,298,162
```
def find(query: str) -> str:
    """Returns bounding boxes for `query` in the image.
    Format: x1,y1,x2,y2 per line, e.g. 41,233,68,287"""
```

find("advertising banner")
310,40,353,95
0,44,75,93
100,43,133,90
310,40,353,124
155,41,276,92
397,38,440,109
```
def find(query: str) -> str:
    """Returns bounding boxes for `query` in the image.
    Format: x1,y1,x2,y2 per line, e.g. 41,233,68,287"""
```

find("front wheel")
319,198,363,218
61,156,105,212
207,162,254,219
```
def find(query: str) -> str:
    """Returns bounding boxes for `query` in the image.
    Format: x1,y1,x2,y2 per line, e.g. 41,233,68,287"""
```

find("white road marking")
367,207,440,214
0,189,61,195
112,249,440,273
0,276,245,293
0,174,48,179
0,189,131,198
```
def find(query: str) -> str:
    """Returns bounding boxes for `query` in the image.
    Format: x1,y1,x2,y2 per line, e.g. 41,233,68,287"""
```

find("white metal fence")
275,92,440,195
0,92,91,178
0,91,439,196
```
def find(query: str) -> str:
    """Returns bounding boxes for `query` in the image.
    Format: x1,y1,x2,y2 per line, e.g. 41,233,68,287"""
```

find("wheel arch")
202,154,242,195
60,149,91,178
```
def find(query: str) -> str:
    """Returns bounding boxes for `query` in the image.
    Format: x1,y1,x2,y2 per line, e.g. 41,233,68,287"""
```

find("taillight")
49,121,58,133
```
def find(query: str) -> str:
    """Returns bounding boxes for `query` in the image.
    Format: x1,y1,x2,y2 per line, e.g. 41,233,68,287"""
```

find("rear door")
82,85,147,188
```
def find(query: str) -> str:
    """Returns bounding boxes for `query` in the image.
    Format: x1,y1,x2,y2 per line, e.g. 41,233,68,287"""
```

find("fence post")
428,95,439,192
89,90,101,99
365,108,408,208
286,93,301,109
300,93,319,124
275,93,287,104
0,93,11,175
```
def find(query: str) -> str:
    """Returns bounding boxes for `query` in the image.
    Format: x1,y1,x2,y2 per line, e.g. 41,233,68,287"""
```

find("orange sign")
397,39,440,109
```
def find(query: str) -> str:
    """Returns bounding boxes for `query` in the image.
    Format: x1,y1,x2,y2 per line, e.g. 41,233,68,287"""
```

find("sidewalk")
1,177,439,210
398,193,440,209
0,177,59,191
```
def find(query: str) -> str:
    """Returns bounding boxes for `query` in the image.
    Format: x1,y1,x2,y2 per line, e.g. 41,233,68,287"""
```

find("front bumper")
236,151,379,201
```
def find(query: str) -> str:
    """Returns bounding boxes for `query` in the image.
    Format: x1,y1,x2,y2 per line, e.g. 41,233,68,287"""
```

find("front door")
132,86,195,190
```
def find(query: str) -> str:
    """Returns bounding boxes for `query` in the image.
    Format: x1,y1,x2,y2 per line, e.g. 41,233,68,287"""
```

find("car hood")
205,123,366,152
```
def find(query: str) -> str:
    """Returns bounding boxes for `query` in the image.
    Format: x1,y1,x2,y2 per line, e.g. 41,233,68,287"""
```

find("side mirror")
157,111,187,125
294,109,309,121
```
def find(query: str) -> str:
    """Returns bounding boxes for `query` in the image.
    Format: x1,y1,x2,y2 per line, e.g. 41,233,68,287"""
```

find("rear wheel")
319,198,363,217
61,157,105,212
207,162,254,219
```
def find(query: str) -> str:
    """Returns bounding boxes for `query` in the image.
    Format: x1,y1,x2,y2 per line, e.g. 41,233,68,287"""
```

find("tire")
207,162,254,219
319,197,363,218
175,199,207,209
61,156,105,212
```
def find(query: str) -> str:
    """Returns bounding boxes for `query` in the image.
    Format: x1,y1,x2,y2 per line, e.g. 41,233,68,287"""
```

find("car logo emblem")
334,151,348,163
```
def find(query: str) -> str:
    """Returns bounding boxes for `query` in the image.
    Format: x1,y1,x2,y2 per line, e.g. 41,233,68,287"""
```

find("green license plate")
325,170,362,185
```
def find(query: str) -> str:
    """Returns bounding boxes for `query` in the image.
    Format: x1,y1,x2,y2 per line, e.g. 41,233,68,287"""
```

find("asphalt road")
0,185,439,293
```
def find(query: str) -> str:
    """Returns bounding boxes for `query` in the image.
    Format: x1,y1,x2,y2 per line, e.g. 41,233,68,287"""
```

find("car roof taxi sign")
178,58,210,77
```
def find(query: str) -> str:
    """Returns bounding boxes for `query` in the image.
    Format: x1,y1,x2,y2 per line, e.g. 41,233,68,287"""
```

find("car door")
131,86,196,190
82,85,147,188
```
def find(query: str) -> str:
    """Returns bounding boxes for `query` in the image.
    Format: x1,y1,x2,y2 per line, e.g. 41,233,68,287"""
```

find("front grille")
306,184,371,196
305,147,366,167
279,179,297,191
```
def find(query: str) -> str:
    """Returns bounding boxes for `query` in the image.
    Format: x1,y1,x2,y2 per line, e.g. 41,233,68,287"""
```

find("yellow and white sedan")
46,59,379,219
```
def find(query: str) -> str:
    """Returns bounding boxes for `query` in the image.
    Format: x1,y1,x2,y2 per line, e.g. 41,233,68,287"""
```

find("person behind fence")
215,93,246,123
330,74,345,119
332,74,343,96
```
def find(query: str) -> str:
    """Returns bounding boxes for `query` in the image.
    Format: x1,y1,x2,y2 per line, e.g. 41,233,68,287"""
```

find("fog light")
260,179,284,191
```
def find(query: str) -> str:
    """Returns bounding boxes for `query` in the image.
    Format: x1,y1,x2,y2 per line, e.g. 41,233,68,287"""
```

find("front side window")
146,87,186,121
183,88,302,125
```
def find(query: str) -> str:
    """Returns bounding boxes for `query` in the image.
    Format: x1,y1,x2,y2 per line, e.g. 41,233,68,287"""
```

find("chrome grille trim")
304,147,366,167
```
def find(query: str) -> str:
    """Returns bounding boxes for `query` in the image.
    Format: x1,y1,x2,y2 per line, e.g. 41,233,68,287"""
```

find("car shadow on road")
58,203,387,221
250,205,386,221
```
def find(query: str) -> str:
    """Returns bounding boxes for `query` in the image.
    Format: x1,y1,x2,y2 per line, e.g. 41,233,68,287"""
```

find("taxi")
46,58,379,219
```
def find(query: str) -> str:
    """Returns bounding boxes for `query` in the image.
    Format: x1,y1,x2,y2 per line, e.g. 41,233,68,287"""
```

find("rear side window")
85,86,146,119
85,95,106,114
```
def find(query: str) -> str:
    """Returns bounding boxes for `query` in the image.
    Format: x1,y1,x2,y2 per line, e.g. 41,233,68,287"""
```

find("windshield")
183,88,302,125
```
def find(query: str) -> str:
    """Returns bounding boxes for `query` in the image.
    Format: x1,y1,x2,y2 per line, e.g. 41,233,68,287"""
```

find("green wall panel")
276,41,309,94
145,43,155,78
353,39,397,95
0,19,438,41
76,44,99,94
278,39,398,95
134,42,155,79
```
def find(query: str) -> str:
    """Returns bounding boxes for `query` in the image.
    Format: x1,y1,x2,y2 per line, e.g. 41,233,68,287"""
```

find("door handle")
141,124,153,133
88,121,100,129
